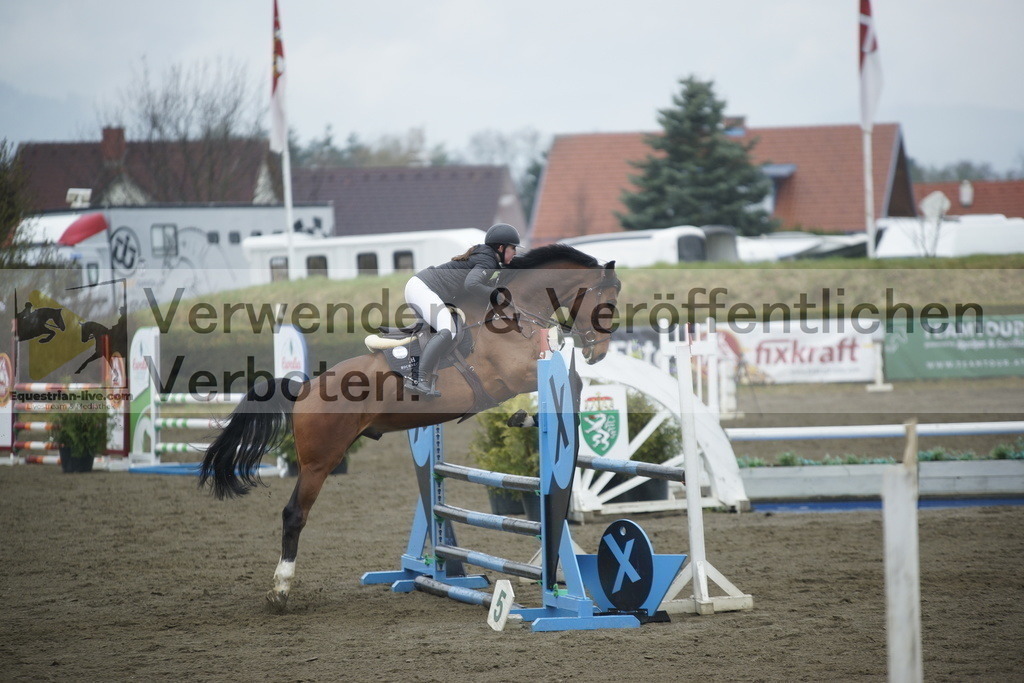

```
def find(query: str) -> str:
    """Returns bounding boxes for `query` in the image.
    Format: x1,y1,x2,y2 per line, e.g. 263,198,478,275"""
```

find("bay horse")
199,244,620,609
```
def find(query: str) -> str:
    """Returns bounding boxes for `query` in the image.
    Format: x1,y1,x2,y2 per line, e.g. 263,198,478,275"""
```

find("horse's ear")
605,260,616,271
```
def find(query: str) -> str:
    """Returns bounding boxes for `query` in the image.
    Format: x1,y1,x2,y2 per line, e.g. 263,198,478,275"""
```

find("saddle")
363,310,503,420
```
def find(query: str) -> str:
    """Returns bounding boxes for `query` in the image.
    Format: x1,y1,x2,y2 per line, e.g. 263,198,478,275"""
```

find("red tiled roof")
529,123,909,245
913,180,1024,218
292,165,526,236
17,129,277,211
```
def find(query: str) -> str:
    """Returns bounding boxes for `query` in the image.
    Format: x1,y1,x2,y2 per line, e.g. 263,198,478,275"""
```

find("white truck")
242,227,488,284
561,225,740,266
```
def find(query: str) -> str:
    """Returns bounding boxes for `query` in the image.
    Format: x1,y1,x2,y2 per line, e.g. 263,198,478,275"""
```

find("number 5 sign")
487,580,515,632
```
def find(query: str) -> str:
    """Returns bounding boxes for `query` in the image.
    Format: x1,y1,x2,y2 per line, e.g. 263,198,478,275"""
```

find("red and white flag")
270,0,287,154
859,0,883,132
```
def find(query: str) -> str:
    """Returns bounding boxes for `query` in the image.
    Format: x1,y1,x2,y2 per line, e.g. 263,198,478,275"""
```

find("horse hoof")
266,589,289,612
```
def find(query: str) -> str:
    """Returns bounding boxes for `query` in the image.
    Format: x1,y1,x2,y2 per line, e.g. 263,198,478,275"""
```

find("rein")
479,271,621,351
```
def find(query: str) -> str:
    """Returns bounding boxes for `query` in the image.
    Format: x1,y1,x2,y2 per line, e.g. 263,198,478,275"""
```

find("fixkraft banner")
884,314,1024,380
718,321,877,384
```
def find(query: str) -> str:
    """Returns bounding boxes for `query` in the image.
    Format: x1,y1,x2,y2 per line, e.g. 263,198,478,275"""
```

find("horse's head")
573,260,619,364
79,320,92,343
502,245,621,365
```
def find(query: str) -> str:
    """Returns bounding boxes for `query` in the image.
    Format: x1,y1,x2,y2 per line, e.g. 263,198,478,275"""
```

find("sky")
2,0,1023,173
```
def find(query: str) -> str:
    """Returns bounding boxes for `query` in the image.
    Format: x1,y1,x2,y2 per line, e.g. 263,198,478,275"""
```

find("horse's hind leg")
268,468,330,609
75,351,100,374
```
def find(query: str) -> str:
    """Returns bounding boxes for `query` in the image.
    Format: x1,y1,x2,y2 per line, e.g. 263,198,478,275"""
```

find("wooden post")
883,420,923,682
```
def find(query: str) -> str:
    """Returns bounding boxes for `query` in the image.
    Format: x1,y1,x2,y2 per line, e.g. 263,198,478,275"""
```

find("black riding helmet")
484,223,521,248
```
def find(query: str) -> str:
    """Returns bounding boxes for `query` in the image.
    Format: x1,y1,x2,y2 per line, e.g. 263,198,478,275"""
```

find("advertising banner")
884,315,1024,380
719,321,877,384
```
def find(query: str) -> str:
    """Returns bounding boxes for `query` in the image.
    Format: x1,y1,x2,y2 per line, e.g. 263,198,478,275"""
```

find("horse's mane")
504,243,600,271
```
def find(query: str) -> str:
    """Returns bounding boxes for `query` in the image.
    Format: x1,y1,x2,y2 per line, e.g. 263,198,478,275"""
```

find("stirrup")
404,375,441,398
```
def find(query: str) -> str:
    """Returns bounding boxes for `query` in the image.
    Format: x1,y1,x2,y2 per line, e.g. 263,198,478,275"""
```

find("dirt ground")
2,378,1023,681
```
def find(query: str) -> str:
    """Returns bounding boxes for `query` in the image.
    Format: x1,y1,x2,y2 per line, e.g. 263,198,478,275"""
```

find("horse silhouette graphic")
15,302,66,344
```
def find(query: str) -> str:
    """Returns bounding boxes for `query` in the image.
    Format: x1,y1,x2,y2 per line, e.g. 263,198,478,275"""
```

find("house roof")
913,179,1024,218
291,165,526,237
16,127,278,211
529,123,910,245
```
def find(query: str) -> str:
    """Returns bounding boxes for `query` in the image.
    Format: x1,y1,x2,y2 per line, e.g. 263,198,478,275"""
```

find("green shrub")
469,394,540,479
53,395,107,459
919,448,976,462
626,391,681,464
777,452,798,467
990,438,1024,460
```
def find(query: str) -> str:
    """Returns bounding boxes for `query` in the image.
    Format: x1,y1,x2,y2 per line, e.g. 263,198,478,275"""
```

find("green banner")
885,315,1024,380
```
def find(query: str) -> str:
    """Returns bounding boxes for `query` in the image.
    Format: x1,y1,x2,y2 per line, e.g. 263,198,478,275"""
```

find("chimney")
101,127,126,165
958,179,974,208
724,116,746,137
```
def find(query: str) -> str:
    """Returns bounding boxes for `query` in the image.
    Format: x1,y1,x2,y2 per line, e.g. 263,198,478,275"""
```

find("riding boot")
405,329,455,398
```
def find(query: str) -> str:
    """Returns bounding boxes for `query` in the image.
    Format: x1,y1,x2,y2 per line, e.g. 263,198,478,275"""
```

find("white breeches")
404,276,455,334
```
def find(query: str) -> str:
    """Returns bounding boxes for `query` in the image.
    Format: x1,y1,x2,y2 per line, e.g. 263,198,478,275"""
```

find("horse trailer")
15,204,335,305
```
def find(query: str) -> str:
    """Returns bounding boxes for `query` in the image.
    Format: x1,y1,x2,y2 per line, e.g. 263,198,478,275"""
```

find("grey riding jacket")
413,244,501,303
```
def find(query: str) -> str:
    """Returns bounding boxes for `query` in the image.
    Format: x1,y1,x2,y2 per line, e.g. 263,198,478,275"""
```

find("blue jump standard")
361,352,684,632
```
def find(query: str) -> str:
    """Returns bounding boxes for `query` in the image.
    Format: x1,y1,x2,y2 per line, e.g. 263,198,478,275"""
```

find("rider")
403,223,521,397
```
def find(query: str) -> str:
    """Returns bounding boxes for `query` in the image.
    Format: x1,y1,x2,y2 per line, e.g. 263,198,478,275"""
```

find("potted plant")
53,394,107,473
470,394,540,519
278,431,362,476
606,390,681,502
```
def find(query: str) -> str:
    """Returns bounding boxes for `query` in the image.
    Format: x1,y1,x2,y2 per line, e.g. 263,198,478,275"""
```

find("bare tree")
100,57,265,202
912,190,952,257
0,139,64,268
465,127,546,195
294,126,452,168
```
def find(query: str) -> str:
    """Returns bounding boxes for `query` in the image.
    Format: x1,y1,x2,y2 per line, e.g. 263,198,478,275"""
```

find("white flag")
270,0,287,154
859,0,883,132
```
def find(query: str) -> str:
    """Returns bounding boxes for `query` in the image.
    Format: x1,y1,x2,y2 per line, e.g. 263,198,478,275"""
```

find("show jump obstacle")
4,325,305,473
2,331,129,466
127,325,307,470
363,346,753,631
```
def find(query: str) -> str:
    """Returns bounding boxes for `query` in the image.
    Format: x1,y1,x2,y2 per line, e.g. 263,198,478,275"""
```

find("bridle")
564,272,620,356
483,267,621,355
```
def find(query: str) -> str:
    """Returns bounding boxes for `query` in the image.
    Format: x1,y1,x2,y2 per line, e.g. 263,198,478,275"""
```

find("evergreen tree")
618,77,776,236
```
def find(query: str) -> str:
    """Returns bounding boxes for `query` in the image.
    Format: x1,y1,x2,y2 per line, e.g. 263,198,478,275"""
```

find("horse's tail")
199,378,301,500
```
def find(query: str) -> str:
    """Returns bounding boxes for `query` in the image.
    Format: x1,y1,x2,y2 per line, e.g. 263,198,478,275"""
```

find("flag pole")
282,133,296,280
863,127,875,259
859,0,882,260
271,0,297,280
